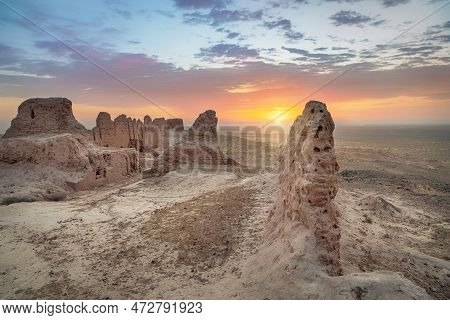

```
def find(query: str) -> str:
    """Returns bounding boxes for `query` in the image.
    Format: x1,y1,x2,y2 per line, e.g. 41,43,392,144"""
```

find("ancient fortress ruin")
268,101,341,275
3,98,91,139
0,97,230,201
92,112,184,151
145,109,235,176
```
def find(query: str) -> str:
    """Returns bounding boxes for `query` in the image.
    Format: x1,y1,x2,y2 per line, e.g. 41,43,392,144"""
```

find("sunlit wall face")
0,0,449,132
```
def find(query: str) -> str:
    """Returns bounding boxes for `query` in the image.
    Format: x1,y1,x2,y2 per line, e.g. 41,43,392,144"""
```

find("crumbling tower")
268,101,341,275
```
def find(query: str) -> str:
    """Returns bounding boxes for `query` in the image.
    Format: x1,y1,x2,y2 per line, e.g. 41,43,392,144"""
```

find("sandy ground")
336,137,450,299
0,131,449,299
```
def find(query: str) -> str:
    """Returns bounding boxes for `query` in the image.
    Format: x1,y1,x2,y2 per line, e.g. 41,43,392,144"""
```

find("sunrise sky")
0,0,449,131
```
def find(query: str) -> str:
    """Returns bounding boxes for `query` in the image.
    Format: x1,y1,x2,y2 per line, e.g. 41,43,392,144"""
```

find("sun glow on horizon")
267,108,293,124
1,93,449,134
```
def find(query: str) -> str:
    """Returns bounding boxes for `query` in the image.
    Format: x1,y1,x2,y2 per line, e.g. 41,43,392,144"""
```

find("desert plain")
0,98,448,300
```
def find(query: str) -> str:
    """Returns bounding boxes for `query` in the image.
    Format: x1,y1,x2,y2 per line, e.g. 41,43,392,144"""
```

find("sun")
267,108,290,124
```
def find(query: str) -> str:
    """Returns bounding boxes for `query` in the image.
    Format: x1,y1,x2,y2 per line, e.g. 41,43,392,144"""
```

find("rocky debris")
144,110,235,177
3,98,90,139
268,101,341,275
325,271,429,299
239,256,430,299
359,195,402,215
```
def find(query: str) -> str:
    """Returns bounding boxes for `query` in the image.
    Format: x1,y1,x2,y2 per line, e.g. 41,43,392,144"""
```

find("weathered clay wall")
0,98,142,199
145,110,235,177
166,118,184,131
70,142,140,191
3,97,184,153
4,98,91,139
0,133,141,193
268,101,341,276
92,113,184,152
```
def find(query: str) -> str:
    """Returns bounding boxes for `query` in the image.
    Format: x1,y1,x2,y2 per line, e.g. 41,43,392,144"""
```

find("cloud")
34,40,110,62
330,11,371,26
0,70,55,79
101,27,122,34
227,32,240,39
367,41,447,67
283,47,355,60
224,82,277,94
113,9,132,19
0,1,104,39
1,40,449,128
285,30,304,40
155,10,176,18
371,19,386,26
381,0,410,7
0,42,183,107
324,0,363,2
196,44,260,61
35,41,72,56
0,44,25,66
215,27,242,39
282,46,358,71
264,19,292,31
432,35,450,43
329,10,385,27
105,1,134,19
173,0,231,9
183,9,263,26
324,0,409,5
425,20,450,35
263,18,304,40
398,45,443,57
424,21,450,43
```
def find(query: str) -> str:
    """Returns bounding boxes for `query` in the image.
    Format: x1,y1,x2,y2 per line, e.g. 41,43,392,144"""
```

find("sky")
0,0,449,131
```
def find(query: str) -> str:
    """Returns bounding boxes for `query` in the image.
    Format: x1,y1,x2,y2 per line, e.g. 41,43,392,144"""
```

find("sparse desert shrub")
1,195,37,205
47,192,67,202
